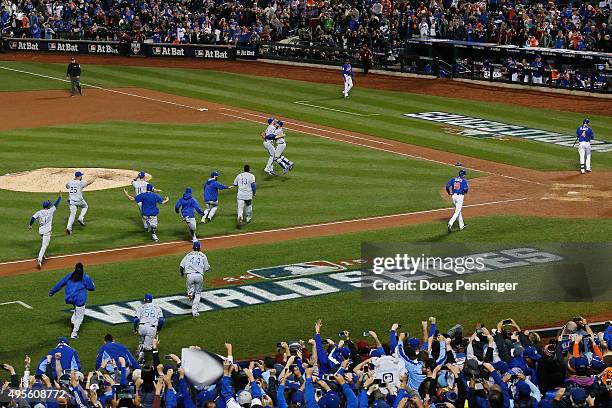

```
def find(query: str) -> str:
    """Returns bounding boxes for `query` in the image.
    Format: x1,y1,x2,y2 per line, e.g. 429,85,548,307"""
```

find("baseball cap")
277,120,284,127
369,348,384,358
58,336,69,344
408,337,420,349
210,170,219,177
524,346,542,360
322,391,340,408
144,293,153,303
185,187,192,194
75,171,83,177
583,118,590,125
290,390,304,407
267,118,274,124
493,361,509,374
237,390,252,406
515,380,531,397
193,241,201,251
569,356,588,372
42,200,52,208
146,184,154,191
138,171,146,178
458,169,466,177
464,359,480,376
570,388,587,405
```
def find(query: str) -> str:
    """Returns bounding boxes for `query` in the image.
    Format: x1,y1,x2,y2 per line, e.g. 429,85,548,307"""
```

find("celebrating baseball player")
124,184,169,242
341,59,354,98
66,57,82,97
273,121,294,174
29,191,62,269
445,169,469,232
132,171,149,230
575,119,595,174
66,170,96,235
234,164,256,228
262,118,277,176
179,240,210,317
49,262,95,339
175,187,205,242
133,293,164,363
201,170,233,223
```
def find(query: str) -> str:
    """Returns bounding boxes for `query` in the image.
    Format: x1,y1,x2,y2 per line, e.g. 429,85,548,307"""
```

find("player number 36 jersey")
136,303,163,326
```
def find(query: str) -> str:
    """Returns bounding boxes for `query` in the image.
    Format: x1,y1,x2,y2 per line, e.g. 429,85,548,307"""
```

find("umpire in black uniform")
66,58,82,96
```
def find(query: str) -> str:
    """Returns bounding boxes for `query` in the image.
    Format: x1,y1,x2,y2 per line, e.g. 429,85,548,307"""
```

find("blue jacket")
95,341,139,370
49,272,95,307
135,192,164,216
175,193,204,218
36,341,81,376
204,178,230,202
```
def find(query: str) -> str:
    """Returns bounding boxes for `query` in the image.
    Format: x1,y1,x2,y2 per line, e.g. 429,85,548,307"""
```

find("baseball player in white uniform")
273,121,294,174
29,191,62,269
233,164,256,228
133,293,164,362
262,118,277,176
180,241,210,317
445,169,469,232
65,170,96,234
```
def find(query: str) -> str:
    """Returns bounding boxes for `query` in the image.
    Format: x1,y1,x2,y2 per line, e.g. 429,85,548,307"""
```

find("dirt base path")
0,86,610,276
1,53,610,116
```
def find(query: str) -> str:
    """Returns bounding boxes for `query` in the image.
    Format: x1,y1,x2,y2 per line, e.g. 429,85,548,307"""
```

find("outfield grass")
0,216,610,368
1,61,610,171
0,121,455,261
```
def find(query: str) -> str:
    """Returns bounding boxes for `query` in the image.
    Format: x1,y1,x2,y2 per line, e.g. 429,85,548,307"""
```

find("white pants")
448,194,465,229
263,141,276,172
343,75,353,96
237,199,253,222
138,324,157,351
532,76,543,84
275,143,293,170
183,217,197,239
71,305,85,335
137,202,147,228
578,142,591,172
511,73,518,82
186,273,203,315
67,199,88,230
203,201,218,220
38,232,51,263
143,215,158,231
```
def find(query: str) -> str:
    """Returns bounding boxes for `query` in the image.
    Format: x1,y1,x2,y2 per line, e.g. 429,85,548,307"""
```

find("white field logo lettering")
404,112,612,152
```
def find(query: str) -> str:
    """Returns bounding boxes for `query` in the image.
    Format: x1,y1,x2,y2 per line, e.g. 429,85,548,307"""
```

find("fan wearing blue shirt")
445,169,469,232
124,183,169,242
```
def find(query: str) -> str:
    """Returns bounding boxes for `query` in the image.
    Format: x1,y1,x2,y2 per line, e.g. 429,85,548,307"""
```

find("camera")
363,331,370,337
114,385,135,399
502,319,513,325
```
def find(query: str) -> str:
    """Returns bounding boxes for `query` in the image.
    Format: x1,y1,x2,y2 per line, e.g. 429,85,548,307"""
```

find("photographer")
466,362,510,408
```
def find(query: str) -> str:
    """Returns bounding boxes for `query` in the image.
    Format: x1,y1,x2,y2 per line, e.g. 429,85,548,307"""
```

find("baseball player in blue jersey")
124,184,169,241
445,169,469,232
180,240,210,317
29,191,62,269
530,55,544,85
342,59,354,98
575,119,595,174
175,187,205,242
201,170,233,223
49,262,95,339
273,121,294,174
262,118,277,175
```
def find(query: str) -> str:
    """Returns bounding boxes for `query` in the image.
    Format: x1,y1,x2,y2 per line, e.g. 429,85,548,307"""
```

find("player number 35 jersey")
136,303,163,326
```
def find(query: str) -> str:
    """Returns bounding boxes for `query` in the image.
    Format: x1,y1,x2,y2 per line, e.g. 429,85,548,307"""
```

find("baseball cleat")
580,170,585,174
586,169,592,172
70,332,79,339
66,229,72,235
192,312,200,317
201,216,207,223
77,219,85,226
37,260,42,269
236,218,242,229
460,225,467,231
447,225,452,233
246,218,252,224
151,234,159,242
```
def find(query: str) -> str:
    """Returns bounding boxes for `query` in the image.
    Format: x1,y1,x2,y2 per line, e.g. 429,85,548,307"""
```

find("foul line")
0,300,33,309
293,100,381,117
0,197,530,268
0,66,209,111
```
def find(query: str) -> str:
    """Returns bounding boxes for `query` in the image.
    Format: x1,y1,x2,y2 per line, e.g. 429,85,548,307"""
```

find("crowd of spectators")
1,0,610,52
1,316,612,408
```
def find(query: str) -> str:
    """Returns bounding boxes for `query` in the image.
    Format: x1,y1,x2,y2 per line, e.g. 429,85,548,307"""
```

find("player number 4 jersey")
32,206,57,235
576,126,594,143
234,172,256,200
180,251,210,275
66,180,88,202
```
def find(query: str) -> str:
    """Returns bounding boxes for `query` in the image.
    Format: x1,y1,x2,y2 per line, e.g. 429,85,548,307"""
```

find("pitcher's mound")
0,168,151,193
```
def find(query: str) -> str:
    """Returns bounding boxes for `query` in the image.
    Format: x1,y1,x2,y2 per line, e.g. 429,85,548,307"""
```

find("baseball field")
0,54,611,366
